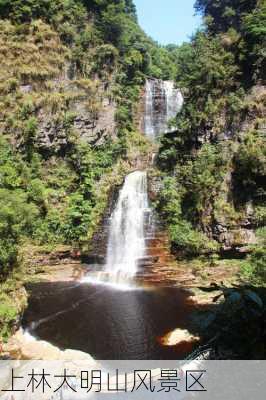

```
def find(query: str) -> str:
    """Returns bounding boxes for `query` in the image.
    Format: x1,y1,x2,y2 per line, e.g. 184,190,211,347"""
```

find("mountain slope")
156,0,265,284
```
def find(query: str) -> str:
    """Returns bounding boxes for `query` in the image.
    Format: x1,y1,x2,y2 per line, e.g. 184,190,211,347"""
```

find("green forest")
0,0,265,358
158,0,266,262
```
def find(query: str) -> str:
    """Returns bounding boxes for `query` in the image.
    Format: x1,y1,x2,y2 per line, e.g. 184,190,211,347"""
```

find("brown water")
22,281,200,360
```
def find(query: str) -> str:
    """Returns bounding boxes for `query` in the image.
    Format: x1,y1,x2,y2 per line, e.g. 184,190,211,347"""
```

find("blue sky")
134,0,202,45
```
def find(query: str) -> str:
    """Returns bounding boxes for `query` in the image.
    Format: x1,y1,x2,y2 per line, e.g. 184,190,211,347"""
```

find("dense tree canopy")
158,0,266,267
195,0,258,32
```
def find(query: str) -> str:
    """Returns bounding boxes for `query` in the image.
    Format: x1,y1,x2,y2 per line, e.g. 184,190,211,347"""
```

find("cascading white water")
83,170,150,288
105,170,149,282
143,79,183,139
83,79,183,289
143,79,156,138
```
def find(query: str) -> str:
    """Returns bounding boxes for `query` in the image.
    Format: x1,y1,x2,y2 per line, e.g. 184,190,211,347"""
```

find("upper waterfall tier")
141,78,183,140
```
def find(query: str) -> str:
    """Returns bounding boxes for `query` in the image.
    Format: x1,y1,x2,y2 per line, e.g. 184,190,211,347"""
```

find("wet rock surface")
2,329,96,362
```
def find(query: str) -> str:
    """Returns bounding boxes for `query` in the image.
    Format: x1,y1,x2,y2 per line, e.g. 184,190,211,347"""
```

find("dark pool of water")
22,282,201,360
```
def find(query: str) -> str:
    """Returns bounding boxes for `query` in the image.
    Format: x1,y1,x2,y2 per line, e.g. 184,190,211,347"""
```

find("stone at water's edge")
2,329,96,363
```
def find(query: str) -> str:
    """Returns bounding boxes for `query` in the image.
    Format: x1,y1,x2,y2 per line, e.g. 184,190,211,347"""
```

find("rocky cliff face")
0,21,118,155
211,169,258,256
28,75,116,154
208,87,266,254
37,97,116,154
86,184,120,263
154,84,266,257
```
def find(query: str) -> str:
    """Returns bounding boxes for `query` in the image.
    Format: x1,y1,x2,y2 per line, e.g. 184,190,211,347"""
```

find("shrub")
233,130,266,206
0,189,39,274
157,177,219,257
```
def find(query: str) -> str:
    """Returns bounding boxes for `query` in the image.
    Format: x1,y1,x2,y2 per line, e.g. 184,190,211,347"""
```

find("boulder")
4,329,96,364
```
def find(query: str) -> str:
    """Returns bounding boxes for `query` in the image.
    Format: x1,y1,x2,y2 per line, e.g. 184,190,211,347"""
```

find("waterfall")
143,79,183,139
83,171,150,288
83,78,183,290
143,79,156,138
106,171,149,281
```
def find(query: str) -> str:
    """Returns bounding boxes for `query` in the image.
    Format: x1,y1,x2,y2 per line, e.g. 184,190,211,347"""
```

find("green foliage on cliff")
0,0,176,81
0,129,144,277
157,143,227,256
233,130,266,208
0,0,264,286
0,137,38,275
156,175,219,257
0,0,161,278
195,0,265,82
157,0,266,270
